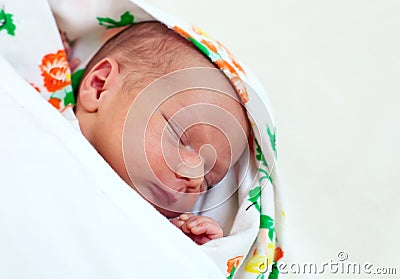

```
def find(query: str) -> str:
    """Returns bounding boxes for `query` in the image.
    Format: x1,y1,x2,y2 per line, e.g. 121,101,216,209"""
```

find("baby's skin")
170,213,223,245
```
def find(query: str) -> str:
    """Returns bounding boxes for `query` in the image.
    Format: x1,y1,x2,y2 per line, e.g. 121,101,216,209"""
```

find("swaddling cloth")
0,0,285,277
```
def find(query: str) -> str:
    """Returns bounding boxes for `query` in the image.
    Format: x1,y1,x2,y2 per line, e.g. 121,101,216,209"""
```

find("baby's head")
75,22,249,217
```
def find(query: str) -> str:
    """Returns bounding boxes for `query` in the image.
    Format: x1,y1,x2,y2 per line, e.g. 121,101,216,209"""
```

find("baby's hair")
83,21,215,95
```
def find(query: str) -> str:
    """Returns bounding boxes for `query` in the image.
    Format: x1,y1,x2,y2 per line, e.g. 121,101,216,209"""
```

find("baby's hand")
170,213,223,245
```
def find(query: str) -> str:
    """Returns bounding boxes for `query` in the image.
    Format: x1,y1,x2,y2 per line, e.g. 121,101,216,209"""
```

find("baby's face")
77,68,249,218
126,88,249,217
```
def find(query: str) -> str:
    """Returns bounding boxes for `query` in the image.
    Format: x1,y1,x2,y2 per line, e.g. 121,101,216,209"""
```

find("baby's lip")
151,184,178,205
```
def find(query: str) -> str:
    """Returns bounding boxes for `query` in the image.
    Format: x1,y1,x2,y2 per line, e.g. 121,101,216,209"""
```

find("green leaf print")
267,125,277,158
189,37,221,62
255,138,268,169
249,186,261,202
267,263,280,279
226,265,236,279
71,69,85,93
255,138,273,184
260,214,275,241
260,214,273,229
258,168,272,184
190,38,210,56
97,11,135,29
247,186,261,212
268,228,275,242
0,9,16,36
64,89,75,106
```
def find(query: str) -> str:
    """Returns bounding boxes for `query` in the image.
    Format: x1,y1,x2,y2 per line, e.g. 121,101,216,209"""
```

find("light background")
145,1,399,278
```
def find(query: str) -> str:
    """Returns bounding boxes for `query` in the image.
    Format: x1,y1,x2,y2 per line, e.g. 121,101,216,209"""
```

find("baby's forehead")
150,67,248,128
160,85,249,138
158,67,241,104
126,65,249,140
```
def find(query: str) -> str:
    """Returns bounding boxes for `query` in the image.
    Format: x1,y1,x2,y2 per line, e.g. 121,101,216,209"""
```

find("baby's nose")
175,171,204,191
175,154,204,191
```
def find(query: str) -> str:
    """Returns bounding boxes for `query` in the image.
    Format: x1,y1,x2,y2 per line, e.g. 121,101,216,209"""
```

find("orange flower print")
230,75,249,103
200,39,218,53
173,26,192,39
274,246,284,262
232,59,245,75
48,98,61,110
215,59,238,77
216,40,246,74
29,82,41,93
40,50,71,92
227,256,243,275
214,60,249,103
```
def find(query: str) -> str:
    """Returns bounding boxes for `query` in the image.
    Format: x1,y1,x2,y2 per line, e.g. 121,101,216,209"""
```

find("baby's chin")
130,183,198,218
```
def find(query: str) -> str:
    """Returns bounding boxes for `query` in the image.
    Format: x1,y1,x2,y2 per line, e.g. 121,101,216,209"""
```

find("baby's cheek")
145,146,173,187
144,134,162,164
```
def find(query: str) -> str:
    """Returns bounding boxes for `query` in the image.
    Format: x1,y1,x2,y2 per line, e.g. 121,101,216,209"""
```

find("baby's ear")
78,58,120,112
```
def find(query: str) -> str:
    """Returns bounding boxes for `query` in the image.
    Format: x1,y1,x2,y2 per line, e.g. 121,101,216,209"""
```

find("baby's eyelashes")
163,114,188,146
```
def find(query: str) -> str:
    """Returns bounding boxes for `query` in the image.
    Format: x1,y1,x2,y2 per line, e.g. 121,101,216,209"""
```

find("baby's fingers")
175,213,196,234
187,220,223,239
170,217,185,229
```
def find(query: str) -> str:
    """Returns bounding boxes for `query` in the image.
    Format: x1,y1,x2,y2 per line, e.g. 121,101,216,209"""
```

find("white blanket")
0,55,225,278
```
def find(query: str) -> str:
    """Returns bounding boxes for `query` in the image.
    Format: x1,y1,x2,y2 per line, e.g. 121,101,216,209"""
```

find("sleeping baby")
0,0,283,276
73,21,250,245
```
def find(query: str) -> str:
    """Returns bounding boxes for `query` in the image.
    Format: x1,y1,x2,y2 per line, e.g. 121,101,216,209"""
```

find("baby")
73,22,249,244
